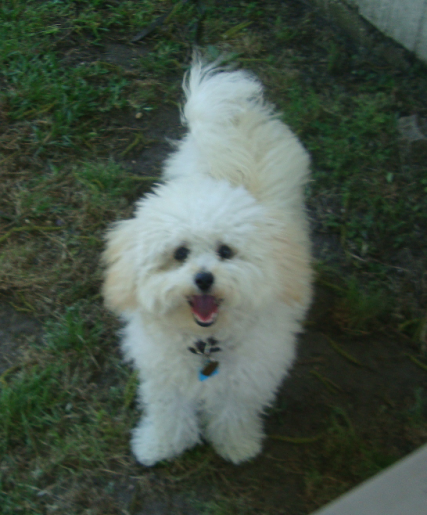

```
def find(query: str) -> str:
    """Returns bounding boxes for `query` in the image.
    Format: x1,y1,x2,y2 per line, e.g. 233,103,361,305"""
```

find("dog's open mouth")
189,295,219,327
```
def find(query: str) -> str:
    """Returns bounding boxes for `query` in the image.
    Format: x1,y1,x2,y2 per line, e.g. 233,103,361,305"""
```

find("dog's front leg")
131,381,201,466
202,390,265,464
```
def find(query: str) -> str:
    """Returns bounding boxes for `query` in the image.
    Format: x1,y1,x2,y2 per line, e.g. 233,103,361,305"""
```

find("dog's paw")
131,417,200,467
131,429,164,467
212,433,263,464
205,411,264,464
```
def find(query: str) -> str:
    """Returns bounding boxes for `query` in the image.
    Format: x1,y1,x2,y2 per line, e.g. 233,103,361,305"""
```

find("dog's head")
102,177,310,332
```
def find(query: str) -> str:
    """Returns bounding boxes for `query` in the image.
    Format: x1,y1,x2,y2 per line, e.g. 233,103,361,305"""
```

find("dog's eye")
217,244,234,260
174,246,190,262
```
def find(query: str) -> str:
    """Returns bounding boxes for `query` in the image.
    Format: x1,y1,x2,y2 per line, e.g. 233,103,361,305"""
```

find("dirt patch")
104,43,150,69
0,304,41,376
124,106,183,176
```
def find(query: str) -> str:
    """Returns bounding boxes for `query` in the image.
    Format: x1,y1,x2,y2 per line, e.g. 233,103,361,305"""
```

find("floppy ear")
102,219,139,314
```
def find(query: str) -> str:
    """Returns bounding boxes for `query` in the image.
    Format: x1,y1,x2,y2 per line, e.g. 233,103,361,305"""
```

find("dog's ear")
102,219,139,314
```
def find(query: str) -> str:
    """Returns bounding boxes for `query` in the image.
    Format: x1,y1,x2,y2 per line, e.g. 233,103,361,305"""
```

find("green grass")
0,0,173,157
1,363,72,452
0,300,136,514
318,274,391,334
278,80,423,260
304,407,398,509
2,53,133,155
43,302,104,353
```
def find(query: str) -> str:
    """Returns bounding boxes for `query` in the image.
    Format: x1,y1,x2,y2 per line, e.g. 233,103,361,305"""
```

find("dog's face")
103,177,306,333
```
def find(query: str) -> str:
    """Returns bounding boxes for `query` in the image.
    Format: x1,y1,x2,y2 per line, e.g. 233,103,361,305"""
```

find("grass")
1,0,426,513
0,301,137,514
0,0,175,158
0,158,152,312
304,408,398,509
326,276,391,334
279,80,422,261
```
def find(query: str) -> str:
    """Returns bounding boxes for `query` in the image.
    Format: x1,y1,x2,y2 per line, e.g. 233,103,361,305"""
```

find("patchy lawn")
1,1,426,513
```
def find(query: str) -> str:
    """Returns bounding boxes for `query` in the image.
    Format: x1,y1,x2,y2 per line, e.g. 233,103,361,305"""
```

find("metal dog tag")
199,359,219,381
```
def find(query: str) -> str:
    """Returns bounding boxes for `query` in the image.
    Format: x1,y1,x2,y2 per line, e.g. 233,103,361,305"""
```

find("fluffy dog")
102,60,313,465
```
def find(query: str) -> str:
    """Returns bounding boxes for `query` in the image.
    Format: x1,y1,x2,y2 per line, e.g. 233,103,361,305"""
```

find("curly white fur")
102,61,313,465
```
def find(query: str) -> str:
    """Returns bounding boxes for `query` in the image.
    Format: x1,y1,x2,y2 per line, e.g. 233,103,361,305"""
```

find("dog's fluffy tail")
167,59,310,211
183,60,264,134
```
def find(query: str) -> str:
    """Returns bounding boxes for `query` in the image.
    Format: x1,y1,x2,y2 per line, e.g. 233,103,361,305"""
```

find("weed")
333,277,390,333
43,302,104,353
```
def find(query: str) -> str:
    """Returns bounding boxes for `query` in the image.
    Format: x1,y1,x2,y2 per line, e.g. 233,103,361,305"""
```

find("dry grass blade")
406,354,427,373
310,370,343,393
268,434,324,444
325,336,363,367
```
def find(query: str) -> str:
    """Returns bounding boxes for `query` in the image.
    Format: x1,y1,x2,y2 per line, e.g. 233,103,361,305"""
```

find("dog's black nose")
195,271,214,292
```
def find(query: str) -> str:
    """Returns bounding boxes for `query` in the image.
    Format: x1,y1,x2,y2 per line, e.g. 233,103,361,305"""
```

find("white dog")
102,60,313,466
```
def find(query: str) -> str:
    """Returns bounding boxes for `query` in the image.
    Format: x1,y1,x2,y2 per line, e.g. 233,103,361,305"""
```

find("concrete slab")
311,444,427,515
310,0,427,65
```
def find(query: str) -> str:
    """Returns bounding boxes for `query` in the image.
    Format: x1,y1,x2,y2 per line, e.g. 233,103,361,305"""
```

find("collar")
188,337,221,357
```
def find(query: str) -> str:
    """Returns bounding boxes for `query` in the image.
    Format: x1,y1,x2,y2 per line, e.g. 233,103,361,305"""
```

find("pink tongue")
191,295,218,320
